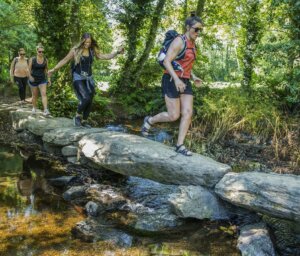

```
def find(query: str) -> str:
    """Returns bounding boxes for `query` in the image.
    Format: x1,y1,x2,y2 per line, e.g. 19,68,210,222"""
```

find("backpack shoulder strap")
176,35,187,60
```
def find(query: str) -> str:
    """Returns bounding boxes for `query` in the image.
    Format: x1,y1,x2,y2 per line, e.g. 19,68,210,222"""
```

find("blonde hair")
18,48,25,52
36,43,44,51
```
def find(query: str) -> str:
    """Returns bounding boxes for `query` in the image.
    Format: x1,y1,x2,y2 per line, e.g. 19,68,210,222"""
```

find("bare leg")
150,95,180,124
31,87,39,109
177,94,193,146
39,83,48,111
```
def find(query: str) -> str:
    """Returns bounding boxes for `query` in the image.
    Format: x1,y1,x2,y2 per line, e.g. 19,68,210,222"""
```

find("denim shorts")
29,80,48,87
161,74,193,98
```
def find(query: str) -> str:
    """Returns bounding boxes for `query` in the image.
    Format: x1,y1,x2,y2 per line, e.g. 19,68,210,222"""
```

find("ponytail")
185,11,203,28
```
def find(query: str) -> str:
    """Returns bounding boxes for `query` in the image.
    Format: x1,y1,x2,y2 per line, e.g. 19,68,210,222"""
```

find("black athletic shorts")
161,73,193,98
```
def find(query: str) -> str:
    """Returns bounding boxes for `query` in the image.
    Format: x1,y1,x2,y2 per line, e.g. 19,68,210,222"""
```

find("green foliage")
88,93,116,125
0,1,37,82
190,86,282,151
117,85,164,118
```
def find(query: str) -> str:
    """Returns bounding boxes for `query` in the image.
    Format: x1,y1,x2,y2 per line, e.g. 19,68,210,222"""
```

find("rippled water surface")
0,145,239,256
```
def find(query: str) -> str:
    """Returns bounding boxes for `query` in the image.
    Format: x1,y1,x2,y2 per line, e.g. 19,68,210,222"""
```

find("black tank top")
74,49,93,76
31,57,47,82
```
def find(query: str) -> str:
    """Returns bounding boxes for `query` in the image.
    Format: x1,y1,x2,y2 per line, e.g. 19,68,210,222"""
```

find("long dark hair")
74,33,99,65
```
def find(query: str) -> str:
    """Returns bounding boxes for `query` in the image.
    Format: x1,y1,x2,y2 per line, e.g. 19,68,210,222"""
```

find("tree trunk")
132,0,167,85
116,0,166,93
70,0,81,45
182,0,188,33
241,0,261,93
196,0,205,17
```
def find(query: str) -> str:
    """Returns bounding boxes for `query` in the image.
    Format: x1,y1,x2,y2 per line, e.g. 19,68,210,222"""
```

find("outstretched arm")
48,48,75,76
95,47,124,60
9,58,15,83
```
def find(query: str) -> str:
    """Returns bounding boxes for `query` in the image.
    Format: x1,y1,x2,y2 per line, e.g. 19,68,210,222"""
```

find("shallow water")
0,145,240,256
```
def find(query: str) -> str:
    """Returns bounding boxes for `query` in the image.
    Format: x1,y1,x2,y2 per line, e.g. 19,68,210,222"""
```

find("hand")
48,69,55,77
116,46,125,55
175,78,186,93
48,80,51,86
29,76,34,82
194,77,202,88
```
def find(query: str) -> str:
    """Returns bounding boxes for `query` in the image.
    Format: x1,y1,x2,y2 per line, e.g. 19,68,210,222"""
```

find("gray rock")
169,186,230,220
215,172,300,222
67,156,78,164
85,201,101,217
131,208,181,232
121,177,183,232
237,222,275,256
61,145,78,156
43,142,62,155
48,176,75,187
85,184,128,213
79,132,231,187
10,109,42,131
63,186,87,201
72,218,133,247
11,109,74,136
43,127,106,146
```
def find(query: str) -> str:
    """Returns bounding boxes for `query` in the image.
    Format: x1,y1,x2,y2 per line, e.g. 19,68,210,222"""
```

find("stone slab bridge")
6,107,300,247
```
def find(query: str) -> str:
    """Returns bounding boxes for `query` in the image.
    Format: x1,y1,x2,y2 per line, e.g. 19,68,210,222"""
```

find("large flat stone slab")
10,109,73,136
79,132,231,187
43,127,107,146
215,172,300,222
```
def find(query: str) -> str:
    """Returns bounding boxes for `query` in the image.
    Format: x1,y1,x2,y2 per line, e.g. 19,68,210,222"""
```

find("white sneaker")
43,109,50,116
32,108,37,114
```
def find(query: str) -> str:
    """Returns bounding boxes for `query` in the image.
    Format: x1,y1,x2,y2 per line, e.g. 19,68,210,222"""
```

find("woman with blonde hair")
10,48,30,104
48,33,124,127
29,44,51,116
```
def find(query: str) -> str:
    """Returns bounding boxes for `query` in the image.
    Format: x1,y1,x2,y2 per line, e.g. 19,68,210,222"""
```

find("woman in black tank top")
28,44,51,116
48,33,124,127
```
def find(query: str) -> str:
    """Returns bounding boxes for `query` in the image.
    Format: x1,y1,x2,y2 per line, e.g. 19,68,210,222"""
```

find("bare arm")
45,59,51,85
10,58,16,82
95,47,124,60
163,37,186,92
28,58,34,82
48,48,75,75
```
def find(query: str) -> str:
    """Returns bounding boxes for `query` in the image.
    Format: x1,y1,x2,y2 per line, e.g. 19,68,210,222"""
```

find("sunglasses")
38,51,44,53
20,53,26,56
192,27,203,33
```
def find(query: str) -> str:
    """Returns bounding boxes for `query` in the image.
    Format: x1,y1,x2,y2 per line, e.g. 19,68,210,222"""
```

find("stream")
0,142,240,256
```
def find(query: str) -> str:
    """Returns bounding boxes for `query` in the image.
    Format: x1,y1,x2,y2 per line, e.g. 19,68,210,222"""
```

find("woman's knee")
181,108,193,119
40,91,47,98
168,112,180,121
32,89,39,97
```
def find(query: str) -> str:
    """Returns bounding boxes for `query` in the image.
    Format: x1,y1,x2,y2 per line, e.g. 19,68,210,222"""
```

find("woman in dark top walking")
48,33,124,127
29,44,51,116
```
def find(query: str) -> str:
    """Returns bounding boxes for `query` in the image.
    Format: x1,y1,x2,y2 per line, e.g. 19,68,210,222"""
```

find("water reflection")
0,145,240,256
